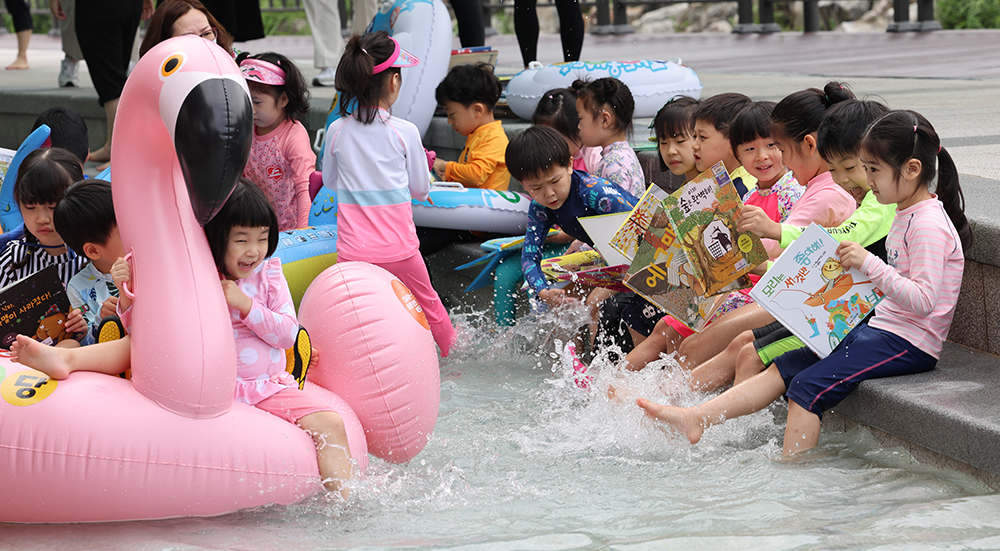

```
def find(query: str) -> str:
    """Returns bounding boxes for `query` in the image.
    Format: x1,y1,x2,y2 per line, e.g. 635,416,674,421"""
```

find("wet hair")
576,77,635,137
11,148,84,269
435,62,502,110
335,32,402,125
861,110,973,251
32,107,89,165
532,87,584,147
139,0,234,58
692,92,752,137
204,178,280,278
816,99,890,163
505,125,572,182
771,82,855,143
728,101,777,156
54,180,116,257
652,96,699,171
236,51,310,123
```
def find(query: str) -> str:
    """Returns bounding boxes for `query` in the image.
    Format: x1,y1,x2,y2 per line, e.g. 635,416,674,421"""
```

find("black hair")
816,99,890,163
692,92,752,137
54,179,116,258
505,125,572,182
771,81,854,143
576,77,635,137
861,110,973,251
236,51,310,123
728,101,777,155
532,87,584,147
335,32,402,125
435,62,502,110
11,148,84,269
652,96,698,172
204,178,280,278
32,107,89,165
14,148,84,207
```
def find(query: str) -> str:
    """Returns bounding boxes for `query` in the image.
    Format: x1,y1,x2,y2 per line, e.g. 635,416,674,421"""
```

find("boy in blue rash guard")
507,125,638,308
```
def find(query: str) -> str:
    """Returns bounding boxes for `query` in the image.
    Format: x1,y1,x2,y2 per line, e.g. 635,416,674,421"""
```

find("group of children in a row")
503,80,971,459
4,29,972,493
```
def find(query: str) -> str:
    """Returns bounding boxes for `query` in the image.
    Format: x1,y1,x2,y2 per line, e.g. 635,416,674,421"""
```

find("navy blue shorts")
774,323,936,415
621,293,666,338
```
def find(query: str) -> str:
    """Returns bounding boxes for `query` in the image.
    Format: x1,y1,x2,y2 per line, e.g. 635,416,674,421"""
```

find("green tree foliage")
938,0,1000,29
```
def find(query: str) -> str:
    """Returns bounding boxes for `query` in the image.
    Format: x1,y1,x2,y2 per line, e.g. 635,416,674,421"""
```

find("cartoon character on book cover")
662,162,768,296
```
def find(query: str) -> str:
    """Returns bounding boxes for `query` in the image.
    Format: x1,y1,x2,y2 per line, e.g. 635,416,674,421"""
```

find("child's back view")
432,62,511,191
324,32,454,356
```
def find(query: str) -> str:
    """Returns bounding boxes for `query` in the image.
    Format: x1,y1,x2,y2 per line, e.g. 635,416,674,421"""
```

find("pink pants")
338,252,455,357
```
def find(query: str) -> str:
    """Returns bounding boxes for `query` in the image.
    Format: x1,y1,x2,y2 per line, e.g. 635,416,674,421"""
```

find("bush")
938,0,1000,29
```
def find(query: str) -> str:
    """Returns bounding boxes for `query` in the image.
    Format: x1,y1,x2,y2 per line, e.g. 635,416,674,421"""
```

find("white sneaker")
312,66,336,87
58,57,80,87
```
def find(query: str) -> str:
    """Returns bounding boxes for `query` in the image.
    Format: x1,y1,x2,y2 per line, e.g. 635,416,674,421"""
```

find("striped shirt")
0,239,86,290
861,197,964,359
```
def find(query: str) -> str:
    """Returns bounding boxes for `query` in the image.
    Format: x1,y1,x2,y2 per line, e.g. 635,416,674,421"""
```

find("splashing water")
3,307,999,549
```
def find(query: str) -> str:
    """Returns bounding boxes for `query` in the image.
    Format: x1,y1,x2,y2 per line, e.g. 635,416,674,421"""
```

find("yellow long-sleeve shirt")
444,120,510,191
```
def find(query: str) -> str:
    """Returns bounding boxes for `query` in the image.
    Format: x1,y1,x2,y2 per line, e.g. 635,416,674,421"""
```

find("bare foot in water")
636,397,705,445
9,335,71,379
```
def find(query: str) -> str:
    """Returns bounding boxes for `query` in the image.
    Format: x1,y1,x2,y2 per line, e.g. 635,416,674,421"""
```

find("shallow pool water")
4,307,1000,550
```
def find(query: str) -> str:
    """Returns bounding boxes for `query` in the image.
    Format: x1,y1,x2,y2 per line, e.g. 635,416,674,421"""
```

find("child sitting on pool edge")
432,62,511,191
511,125,638,310
53,179,126,346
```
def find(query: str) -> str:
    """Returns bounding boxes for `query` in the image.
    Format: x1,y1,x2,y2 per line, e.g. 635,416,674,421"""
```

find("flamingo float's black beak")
173,77,253,226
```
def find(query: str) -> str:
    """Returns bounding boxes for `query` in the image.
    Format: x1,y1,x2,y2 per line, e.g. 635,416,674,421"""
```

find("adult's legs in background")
450,0,485,48
513,0,539,67
75,0,142,164
4,0,32,70
553,0,583,62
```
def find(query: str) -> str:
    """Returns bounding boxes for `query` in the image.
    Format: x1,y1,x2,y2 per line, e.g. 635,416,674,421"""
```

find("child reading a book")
0,147,87,295
637,110,972,458
53,179,125,345
489,88,593,327
576,77,645,197
511,125,638,309
239,52,315,231
11,179,356,498
690,93,754,199
431,62,511,191
728,101,804,258
326,32,454,356
652,96,700,184
686,99,895,392
617,84,862,376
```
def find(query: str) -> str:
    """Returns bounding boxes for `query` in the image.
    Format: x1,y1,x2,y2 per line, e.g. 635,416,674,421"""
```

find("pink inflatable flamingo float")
0,36,440,523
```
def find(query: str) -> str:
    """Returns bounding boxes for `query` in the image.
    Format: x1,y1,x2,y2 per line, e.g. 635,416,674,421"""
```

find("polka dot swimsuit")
230,256,301,405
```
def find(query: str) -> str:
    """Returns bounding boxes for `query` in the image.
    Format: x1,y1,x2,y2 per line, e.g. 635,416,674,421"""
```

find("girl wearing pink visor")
322,32,455,357
239,51,316,231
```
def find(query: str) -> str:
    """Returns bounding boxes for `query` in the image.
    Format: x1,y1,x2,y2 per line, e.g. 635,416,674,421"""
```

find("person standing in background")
48,0,84,87
4,0,31,70
303,0,377,87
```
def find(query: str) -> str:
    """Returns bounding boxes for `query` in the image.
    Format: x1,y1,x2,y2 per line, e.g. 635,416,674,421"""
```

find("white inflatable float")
310,182,532,235
505,60,703,121
0,36,439,524
412,182,532,234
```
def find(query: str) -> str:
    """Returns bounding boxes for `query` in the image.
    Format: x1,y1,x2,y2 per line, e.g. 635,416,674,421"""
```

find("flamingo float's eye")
161,54,186,78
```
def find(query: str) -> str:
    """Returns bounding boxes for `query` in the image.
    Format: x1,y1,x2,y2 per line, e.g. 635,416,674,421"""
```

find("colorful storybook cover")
662,161,768,296
623,213,721,332
0,265,76,350
540,250,629,292
749,223,885,358
609,185,669,261
0,147,14,190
